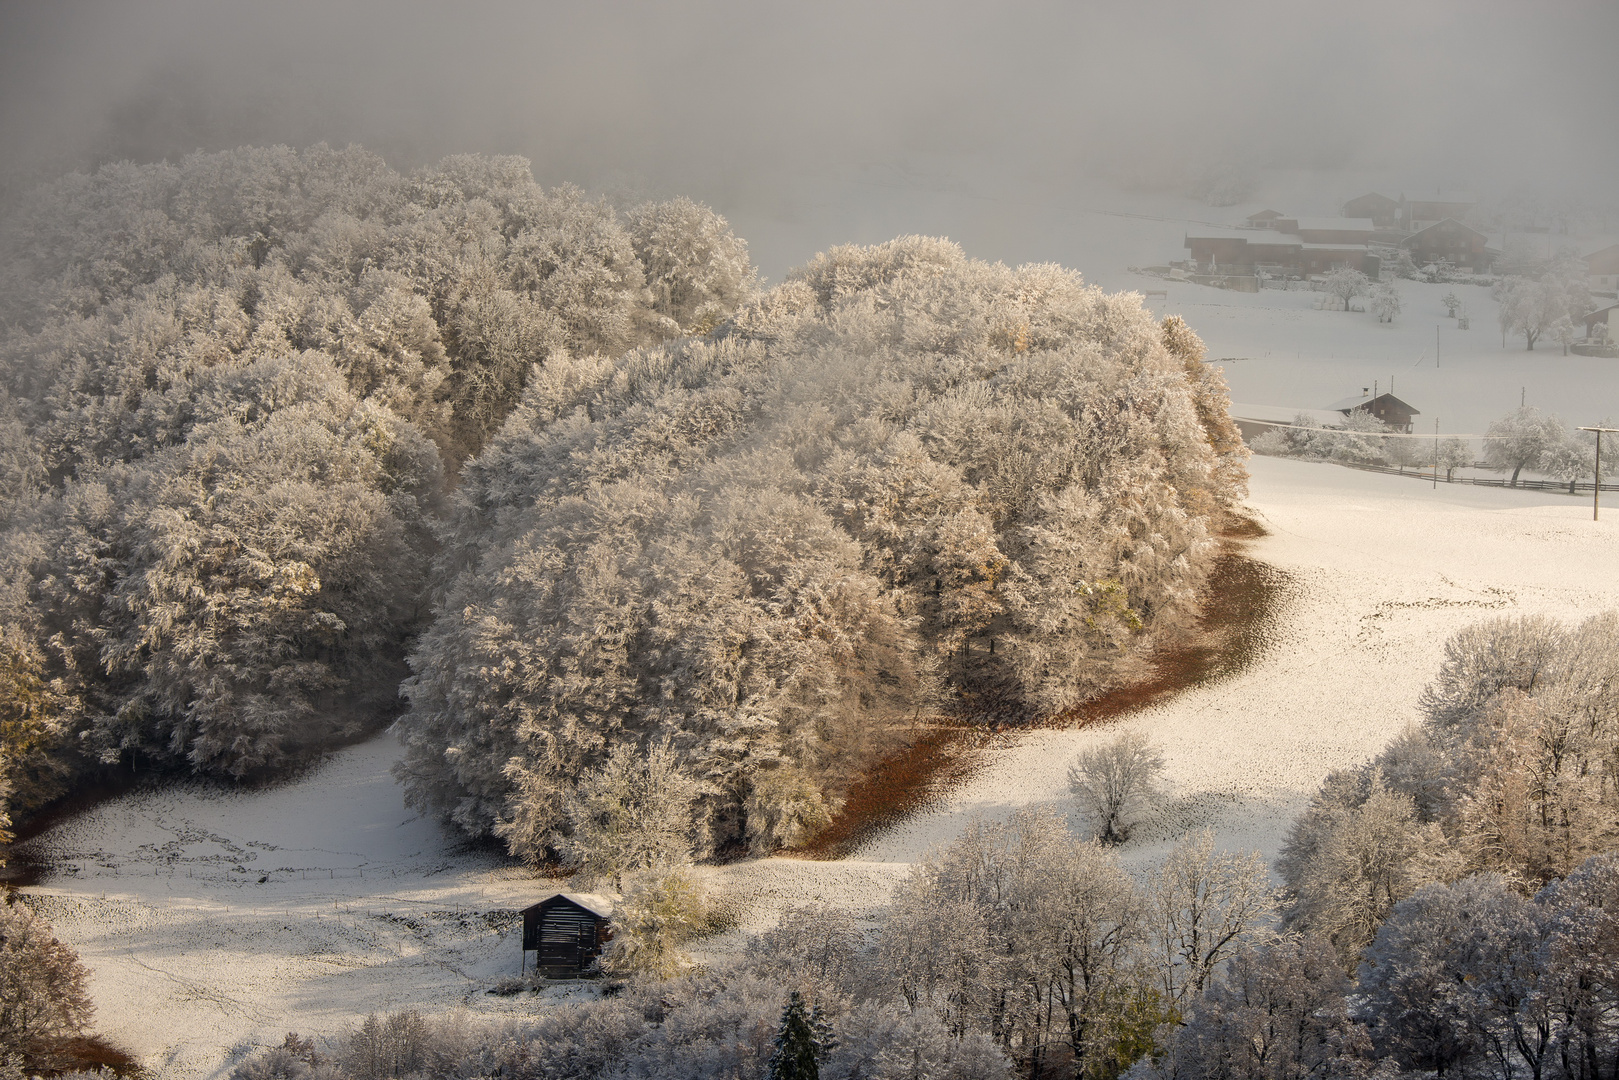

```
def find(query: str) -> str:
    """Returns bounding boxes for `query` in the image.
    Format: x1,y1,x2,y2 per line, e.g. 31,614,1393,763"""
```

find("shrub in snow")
599,867,709,980
1368,283,1401,323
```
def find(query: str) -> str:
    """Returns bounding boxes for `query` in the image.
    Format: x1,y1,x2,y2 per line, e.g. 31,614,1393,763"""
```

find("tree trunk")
1512,463,1523,487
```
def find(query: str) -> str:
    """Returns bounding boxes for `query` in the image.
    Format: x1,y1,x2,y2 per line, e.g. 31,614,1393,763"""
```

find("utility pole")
1578,426,1619,520
1436,324,1440,368
1433,418,1440,489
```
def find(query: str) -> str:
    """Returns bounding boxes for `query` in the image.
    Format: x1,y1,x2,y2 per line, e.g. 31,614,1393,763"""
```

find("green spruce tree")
767,990,820,1080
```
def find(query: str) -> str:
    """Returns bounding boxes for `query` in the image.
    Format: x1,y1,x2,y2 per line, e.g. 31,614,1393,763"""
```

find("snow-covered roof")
1300,242,1370,251
1185,228,1255,241
1292,217,1375,233
1185,228,1300,245
1401,218,1487,242
527,891,616,918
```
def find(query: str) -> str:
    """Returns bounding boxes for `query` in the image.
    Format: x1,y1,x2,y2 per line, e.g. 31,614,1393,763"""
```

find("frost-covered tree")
0,145,761,813
1068,729,1165,844
1484,405,1570,486
598,867,708,980
1436,435,1474,480
627,197,757,334
1146,829,1274,1005
747,903,863,999
1277,769,1453,965
1369,283,1401,323
560,740,705,886
1494,262,1588,352
1322,268,1370,312
1358,874,1551,1078
1540,430,1592,493
879,808,1147,1075
0,898,95,1069
1140,935,1371,1080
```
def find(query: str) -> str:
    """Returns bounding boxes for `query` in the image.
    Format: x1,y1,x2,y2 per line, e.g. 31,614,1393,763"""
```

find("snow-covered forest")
0,146,755,831
0,147,1246,870
393,237,1248,861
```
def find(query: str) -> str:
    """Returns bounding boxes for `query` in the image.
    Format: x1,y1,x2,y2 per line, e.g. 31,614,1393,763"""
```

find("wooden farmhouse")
1342,192,1400,228
521,892,614,977
1401,219,1493,273
1586,244,1619,297
1244,209,1292,230
1402,192,1476,231
1328,392,1420,433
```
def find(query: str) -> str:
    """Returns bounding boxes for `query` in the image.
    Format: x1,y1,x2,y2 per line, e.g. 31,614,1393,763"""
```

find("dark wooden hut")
521,892,614,977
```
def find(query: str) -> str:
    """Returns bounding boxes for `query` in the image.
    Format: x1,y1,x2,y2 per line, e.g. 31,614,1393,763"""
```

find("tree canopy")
394,237,1249,861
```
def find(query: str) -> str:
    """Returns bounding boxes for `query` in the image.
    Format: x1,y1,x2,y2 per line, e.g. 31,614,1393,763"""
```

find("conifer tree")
767,990,820,1080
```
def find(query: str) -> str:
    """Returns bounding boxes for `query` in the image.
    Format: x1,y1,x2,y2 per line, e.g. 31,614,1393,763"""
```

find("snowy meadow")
12,455,1619,1076
6,145,1619,1079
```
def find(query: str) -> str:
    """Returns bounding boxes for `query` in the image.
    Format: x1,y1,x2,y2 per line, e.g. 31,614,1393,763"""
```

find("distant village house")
1329,392,1420,433
1184,217,1377,278
1340,190,1477,233
1586,244,1619,297
1401,219,1493,273
1341,193,1400,228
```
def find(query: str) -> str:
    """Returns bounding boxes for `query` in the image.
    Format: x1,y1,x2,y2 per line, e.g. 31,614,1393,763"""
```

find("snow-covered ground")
1147,278,1615,438
19,455,1619,1078
16,178,1619,1074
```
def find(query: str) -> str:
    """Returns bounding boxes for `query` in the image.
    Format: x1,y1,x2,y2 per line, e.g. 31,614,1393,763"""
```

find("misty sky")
3,0,1616,277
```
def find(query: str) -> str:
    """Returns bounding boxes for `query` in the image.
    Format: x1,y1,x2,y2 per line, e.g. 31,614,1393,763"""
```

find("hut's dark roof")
522,891,615,918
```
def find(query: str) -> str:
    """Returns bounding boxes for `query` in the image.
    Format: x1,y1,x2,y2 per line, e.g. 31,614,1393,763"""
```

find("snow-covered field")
19,455,1619,1078
15,180,1619,1075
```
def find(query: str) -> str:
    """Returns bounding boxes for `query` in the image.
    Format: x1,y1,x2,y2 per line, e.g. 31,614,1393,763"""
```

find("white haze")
2,0,1616,278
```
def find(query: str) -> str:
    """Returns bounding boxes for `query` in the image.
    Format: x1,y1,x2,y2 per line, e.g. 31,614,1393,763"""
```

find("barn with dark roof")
521,892,614,977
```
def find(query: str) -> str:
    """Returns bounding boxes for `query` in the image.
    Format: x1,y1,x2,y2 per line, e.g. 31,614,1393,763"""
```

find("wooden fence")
1341,460,1619,494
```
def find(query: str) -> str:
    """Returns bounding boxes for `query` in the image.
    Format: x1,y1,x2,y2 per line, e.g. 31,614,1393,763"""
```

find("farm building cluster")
1230,390,1421,444
1174,190,1508,288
